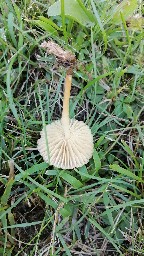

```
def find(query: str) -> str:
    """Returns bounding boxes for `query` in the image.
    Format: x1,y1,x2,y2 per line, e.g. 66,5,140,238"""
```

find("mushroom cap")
37,119,93,169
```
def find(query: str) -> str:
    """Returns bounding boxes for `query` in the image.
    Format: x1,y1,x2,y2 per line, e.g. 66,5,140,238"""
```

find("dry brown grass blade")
8,159,15,181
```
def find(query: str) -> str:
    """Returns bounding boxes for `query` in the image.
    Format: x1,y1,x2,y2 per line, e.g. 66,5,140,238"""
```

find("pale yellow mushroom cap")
37,119,93,169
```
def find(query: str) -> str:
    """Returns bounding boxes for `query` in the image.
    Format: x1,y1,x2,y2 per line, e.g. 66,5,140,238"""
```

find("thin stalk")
61,73,72,138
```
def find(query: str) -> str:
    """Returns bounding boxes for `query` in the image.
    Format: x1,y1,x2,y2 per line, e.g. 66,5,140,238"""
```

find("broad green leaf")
34,20,58,36
60,171,83,189
48,0,95,27
110,164,143,182
93,149,101,171
112,0,138,24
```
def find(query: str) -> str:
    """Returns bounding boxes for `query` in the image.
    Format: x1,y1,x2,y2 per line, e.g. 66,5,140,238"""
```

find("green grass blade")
110,164,143,182
7,12,17,47
90,0,107,50
57,233,72,256
89,217,122,254
34,20,59,36
60,171,83,189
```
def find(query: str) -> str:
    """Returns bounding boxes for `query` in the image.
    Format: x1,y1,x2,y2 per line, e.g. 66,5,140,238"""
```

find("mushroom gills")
37,119,93,169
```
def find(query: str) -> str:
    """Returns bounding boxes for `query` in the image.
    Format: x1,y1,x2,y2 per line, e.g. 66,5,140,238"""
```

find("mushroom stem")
61,73,72,138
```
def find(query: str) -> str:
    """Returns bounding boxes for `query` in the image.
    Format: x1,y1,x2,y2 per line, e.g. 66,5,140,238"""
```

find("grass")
0,0,144,255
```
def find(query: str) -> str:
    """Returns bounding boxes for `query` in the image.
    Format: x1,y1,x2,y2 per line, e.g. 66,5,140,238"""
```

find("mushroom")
37,41,93,169
37,71,93,169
